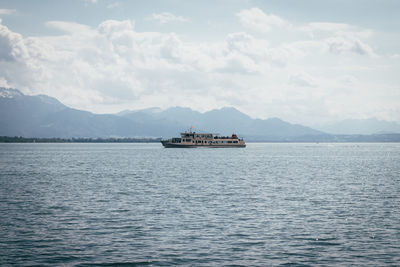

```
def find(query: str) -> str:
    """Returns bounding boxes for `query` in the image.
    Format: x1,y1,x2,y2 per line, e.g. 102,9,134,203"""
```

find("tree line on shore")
0,136,162,143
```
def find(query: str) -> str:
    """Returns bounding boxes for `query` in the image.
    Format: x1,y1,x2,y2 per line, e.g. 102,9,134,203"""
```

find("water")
0,143,399,266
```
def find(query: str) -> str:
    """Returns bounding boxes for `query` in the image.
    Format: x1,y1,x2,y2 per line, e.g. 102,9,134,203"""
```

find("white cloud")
98,19,134,34
326,36,377,57
46,21,93,34
0,77,10,87
306,22,351,32
300,22,373,39
0,10,397,124
107,2,120,9
0,20,29,61
224,32,293,68
216,52,260,74
85,0,97,4
0,9,16,15
288,35,377,58
236,7,288,33
149,12,190,24
339,75,358,85
0,18,270,113
289,72,317,87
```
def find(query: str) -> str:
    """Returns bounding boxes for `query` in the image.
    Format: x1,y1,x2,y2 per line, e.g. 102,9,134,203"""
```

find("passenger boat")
161,128,246,148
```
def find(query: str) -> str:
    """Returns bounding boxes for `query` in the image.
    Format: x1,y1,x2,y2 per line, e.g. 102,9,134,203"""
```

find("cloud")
288,35,377,58
98,19,134,34
289,72,317,87
236,7,287,33
291,21,377,57
300,22,373,39
46,21,93,34
0,20,29,61
148,12,190,24
0,9,16,15
339,75,358,85
306,22,351,32
0,77,10,87
326,36,376,57
216,53,260,74
224,32,293,68
107,2,120,9
0,17,269,113
0,12,396,124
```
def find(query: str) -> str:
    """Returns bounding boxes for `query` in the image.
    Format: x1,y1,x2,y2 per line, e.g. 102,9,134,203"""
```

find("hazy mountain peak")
315,118,400,135
220,106,239,111
162,107,202,118
36,94,65,107
118,107,163,116
141,107,163,114
165,106,197,112
204,106,251,118
0,87,24,98
4,88,398,140
265,117,284,123
210,106,240,112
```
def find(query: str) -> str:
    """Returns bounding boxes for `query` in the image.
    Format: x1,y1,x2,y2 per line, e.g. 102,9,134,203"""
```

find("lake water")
0,143,399,266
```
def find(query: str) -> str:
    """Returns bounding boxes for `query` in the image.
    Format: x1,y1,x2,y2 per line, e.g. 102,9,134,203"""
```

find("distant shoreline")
0,136,161,143
1,135,400,143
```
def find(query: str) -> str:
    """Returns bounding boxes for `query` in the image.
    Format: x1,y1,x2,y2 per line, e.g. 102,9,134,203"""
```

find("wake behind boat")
161,128,246,148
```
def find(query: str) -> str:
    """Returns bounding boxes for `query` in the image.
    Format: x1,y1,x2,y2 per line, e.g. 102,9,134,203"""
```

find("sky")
0,0,399,126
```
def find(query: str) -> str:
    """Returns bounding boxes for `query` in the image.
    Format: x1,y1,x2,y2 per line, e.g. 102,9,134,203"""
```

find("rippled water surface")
1,143,399,266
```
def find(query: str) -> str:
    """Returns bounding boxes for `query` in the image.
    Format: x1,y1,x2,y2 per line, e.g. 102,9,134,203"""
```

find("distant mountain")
314,118,400,135
119,106,325,140
4,87,399,141
0,88,152,138
0,87,326,140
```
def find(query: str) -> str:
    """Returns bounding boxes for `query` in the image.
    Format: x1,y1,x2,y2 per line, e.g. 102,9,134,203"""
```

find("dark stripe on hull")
161,141,245,148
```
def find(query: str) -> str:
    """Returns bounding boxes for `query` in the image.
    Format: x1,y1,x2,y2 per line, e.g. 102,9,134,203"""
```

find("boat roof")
180,132,218,135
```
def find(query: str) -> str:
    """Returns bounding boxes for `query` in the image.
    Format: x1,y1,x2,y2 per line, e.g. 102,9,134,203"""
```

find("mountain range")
313,119,400,135
1,87,400,141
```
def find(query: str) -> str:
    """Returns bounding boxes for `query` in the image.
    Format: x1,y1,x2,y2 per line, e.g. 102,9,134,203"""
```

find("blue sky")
0,0,399,125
